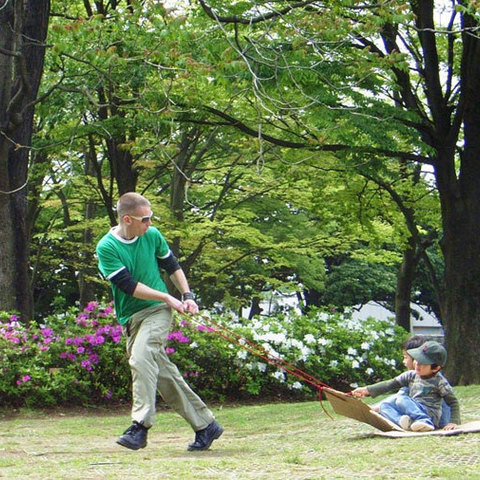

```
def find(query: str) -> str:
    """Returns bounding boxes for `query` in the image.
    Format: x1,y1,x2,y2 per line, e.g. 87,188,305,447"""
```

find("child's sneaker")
399,415,412,430
411,420,434,432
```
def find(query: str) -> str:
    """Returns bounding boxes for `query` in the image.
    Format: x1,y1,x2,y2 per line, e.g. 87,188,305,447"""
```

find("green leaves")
29,0,443,318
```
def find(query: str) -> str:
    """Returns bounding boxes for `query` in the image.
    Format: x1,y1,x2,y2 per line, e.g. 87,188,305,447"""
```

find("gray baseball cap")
407,340,447,367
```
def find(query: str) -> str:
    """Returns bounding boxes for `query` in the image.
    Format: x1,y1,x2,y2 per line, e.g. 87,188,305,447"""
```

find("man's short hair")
117,192,150,220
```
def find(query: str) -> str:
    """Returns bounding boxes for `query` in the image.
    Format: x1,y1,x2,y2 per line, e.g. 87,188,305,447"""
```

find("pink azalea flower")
86,301,98,312
81,360,92,370
89,353,99,364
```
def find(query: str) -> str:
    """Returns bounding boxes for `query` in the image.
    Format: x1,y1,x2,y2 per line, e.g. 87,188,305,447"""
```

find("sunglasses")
128,212,154,224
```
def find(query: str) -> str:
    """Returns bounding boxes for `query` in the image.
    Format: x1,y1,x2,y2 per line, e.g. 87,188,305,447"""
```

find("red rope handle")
179,312,336,419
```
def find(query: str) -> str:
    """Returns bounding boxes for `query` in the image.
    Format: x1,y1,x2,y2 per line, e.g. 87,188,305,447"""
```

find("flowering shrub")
165,307,408,401
0,303,129,407
0,303,408,408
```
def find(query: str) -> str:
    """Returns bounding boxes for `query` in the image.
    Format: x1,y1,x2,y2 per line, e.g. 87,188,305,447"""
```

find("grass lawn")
1,385,480,480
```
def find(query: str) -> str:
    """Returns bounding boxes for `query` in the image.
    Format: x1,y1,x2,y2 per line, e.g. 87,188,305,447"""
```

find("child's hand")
351,387,369,398
442,423,458,430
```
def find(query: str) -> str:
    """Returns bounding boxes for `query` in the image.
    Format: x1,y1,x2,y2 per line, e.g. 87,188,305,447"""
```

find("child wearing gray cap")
351,341,460,431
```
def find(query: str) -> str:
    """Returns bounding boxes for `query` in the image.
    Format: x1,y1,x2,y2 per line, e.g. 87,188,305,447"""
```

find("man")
96,192,223,451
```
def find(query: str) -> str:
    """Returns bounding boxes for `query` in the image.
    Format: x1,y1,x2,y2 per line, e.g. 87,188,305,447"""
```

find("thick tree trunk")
96,88,138,195
0,1,20,312
0,186,16,312
0,0,50,319
438,188,480,385
437,26,480,384
440,221,480,385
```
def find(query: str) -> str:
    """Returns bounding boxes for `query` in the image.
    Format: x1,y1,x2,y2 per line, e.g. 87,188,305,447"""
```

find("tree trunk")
78,151,97,308
395,243,416,332
437,21,480,384
300,288,321,314
248,296,262,319
440,215,480,385
170,130,193,254
0,1,20,313
96,88,138,196
0,0,50,319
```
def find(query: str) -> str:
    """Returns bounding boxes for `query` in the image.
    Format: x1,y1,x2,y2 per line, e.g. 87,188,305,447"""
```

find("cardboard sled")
323,387,480,437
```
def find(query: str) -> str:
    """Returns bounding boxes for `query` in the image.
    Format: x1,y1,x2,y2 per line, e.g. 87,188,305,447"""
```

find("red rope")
180,312,336,419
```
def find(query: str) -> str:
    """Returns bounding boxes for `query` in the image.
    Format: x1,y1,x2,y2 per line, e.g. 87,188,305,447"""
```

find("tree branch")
186,105,434,164
198,0,319,25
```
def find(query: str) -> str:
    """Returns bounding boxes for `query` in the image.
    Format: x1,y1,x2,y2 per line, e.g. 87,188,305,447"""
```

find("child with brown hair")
352,340,460,432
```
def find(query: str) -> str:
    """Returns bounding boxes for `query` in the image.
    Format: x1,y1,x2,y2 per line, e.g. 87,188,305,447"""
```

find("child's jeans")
377,387,450,428
378,395,434,428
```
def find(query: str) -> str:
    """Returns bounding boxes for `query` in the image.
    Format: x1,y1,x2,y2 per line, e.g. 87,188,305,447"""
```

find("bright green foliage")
28,0,443,320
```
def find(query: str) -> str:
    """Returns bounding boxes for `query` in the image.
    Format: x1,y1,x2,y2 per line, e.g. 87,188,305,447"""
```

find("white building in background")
350,301,444,339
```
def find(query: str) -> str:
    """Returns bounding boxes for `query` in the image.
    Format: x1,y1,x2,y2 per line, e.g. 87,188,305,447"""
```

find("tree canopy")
1,0,479,384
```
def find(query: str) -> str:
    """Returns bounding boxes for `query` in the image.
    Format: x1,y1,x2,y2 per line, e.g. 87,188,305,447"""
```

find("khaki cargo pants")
125,304,215,430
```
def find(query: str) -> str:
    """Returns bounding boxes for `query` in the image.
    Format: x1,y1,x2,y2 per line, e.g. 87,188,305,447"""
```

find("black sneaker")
187,421,224,451
116,421,148,450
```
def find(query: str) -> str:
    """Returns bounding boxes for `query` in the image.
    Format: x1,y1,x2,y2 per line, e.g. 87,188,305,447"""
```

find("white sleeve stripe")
158,249,172,260
107,266,126,279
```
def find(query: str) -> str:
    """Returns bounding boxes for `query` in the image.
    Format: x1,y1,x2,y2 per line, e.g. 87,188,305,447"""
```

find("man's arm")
168,268,199,314
157,250,198,314
132,282,186,312
110,267,186,313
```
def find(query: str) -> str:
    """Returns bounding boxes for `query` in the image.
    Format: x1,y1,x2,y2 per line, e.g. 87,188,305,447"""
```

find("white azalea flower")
304,334,316,344
257,362,267,372
236,349,248,360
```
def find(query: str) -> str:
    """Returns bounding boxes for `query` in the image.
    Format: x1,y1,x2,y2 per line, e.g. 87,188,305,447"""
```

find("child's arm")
351,387,370,398
351,377,402,398
352,377,403,399
443,391,460,429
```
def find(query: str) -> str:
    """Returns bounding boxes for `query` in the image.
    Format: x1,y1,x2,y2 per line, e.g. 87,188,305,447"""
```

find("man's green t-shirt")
96,226,170,325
